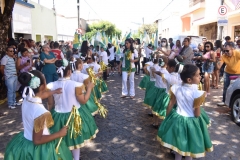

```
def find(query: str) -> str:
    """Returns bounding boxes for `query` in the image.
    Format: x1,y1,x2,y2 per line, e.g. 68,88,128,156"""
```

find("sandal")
130,96,134,99
0,112,6,117
152,123,159,129
213,86,219,89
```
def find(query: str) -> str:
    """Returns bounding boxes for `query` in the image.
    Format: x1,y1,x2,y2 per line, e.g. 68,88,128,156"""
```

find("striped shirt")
1,55,17,79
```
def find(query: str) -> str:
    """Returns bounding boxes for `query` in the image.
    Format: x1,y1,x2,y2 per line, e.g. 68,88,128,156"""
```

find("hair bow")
57,66,66,78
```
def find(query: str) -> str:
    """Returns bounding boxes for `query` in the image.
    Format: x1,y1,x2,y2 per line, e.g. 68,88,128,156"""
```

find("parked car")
225,76,240,126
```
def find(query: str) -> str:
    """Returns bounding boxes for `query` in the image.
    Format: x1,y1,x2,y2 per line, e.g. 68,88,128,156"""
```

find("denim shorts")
202,62,214,73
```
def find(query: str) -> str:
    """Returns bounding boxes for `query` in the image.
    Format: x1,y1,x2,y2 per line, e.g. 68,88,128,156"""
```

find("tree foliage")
138,23,158,35
86,21,122,39
0,0,16,57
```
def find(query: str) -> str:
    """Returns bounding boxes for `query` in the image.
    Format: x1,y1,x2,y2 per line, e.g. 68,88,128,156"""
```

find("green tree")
138,23,158,35
86,21,122,39
0,0,15,57
0,0,15,104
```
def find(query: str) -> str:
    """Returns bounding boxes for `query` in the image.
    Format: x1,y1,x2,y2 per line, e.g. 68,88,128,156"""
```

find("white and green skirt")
50,106,99,150
4,132,72,160
157,109,213,158
138,75,150,90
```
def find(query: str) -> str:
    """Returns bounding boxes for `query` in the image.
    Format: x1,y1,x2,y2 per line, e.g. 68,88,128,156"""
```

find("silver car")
225,76,240,126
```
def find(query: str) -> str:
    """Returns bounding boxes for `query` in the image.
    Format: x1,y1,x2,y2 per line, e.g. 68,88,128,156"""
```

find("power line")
154,0,174,19
82,0,102,20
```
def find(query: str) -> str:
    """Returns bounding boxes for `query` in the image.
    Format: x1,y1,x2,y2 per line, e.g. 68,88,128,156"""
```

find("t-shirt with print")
0,55,16,79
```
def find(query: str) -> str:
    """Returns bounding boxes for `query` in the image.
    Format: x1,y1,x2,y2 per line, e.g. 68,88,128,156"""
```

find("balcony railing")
189,0,205,7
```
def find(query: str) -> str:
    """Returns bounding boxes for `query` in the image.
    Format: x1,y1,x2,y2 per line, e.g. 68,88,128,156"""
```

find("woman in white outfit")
119,38,139,99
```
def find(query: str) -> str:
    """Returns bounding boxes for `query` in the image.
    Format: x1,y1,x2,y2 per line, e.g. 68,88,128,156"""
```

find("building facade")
12,0,35,41
156,0,240,42
30,1,57,43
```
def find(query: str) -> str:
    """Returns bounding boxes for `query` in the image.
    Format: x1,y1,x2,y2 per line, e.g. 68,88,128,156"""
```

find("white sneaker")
14,102,22,106
18,98,23,102
8,106,16,109
217,102,225,106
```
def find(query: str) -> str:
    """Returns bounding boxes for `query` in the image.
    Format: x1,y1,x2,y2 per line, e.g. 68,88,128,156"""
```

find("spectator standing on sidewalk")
157,38,171,57
217,42,240,106
51,42,64,60
0,47,21,109
179,37,194,64
168,38,174,49
236,40,240,50
40,45,58,84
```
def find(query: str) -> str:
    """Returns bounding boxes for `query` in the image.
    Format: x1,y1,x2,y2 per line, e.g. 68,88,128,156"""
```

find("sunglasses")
161,41,166,43
8,50,14,52
223,50,229,53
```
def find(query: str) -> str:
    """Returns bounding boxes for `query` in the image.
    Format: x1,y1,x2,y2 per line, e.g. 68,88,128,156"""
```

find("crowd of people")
0,34,240,159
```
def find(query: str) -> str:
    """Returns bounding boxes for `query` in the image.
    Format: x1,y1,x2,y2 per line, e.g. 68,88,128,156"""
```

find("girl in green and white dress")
48,59,98,160
70,58,99,116
4,71,72,160
138,61,152,90
158,64,213,160
88,55,108,94
143,56,167,111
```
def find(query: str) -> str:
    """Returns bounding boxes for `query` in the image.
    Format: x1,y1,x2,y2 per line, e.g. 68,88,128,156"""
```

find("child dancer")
151,56,183,124
70,59,99,116
138,60,152,90
143,56,168,114
81,55,102,100
158,64,213,160
4,71,72,160
88,55,108,94
48,59,98,160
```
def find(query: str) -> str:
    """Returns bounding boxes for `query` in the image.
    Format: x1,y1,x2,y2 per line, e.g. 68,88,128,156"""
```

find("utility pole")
218,0,224,40
77,0,80,28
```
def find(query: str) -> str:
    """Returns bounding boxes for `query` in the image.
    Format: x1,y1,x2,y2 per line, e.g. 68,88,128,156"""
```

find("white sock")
71,148,80,160
185,156,192,160
175,152,182,160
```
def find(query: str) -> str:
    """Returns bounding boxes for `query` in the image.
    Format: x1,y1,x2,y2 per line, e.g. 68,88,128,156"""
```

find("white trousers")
122,71,135,96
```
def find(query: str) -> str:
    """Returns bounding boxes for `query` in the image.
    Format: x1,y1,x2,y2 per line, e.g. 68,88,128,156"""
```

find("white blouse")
164,72,182,92
22,96,52,141
70,71,89,83
88,62,101,74
171,83,205,117
47,78,84,113
155,68,169,89
82,63,89,75
149,64,160,81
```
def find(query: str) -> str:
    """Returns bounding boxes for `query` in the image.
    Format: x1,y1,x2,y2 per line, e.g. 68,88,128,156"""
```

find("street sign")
218,5,228,17
217,18,228,26
217,5,228,26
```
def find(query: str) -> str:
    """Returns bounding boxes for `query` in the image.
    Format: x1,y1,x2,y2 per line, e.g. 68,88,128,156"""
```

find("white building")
12,0,35,41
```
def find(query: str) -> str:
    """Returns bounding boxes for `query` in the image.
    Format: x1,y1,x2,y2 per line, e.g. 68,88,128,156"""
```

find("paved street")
1,72,240,160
